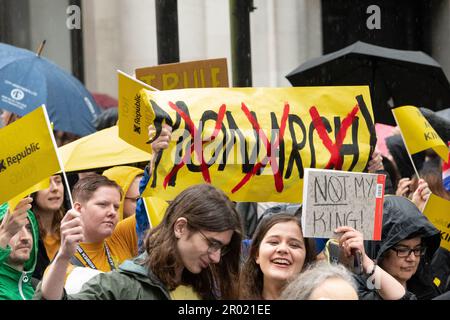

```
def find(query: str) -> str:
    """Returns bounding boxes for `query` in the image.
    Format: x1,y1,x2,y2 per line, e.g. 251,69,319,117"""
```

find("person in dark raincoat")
358,196,441,300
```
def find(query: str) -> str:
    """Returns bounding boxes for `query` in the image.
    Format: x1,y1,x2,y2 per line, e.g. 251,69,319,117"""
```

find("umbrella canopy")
59,126,150,172
0,42,101,136
286,41,450,126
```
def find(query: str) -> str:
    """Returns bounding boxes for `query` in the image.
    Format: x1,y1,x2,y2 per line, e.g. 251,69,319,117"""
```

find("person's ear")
255,250,260,265
174,217,188,239
74,202,82,212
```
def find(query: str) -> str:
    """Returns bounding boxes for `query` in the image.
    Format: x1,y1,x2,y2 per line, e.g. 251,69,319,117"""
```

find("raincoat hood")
0,203,39,299
103,166,144,220
367,196,440,262
365,196,441,299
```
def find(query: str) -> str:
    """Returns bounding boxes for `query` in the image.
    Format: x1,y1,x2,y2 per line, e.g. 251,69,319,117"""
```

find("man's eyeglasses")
391,246,426,257
197,229,230,257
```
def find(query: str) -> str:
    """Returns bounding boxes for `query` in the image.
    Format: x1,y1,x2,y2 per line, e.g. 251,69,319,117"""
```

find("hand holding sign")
149,124,172,153
57,209,84,261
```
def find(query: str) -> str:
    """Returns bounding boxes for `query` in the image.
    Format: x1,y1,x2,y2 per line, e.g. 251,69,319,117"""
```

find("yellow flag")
140,85,375,202
8,177,50,211
392,105,449,161
0,106,61,205
423,193,450,251
117,70,156,154
60,126,150,172
142,197,168,228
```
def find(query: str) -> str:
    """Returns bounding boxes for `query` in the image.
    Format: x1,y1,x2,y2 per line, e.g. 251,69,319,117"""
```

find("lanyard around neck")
76,243,116,271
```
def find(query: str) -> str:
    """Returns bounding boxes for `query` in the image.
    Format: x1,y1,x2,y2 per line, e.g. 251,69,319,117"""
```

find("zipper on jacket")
18,272,29,300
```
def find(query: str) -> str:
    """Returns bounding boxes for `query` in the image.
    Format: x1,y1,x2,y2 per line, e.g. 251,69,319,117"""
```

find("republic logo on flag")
0,159,6,172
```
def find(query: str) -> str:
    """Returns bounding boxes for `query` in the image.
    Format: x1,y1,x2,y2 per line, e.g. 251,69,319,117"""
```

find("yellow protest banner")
138,85,375,202
0,106,61,205
143,197,168,228
118,70,156,154
423,193,450,251
8,177,50,211
392,105,449,161
135,58,228,90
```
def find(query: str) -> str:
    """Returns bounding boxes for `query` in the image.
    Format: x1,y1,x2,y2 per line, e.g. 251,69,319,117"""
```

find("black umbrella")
286,41,450,126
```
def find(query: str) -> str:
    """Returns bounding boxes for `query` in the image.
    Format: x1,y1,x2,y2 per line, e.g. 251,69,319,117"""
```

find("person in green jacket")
0,197,39,300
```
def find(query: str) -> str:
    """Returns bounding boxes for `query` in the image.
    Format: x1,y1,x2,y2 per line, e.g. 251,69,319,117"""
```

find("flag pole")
41,105,74,208
391,110,420,179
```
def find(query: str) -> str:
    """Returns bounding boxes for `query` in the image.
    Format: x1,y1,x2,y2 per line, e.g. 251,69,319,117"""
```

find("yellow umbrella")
59,126,151,172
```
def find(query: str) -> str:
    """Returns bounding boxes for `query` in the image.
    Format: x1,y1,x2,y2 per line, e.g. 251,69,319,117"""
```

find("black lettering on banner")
424,132,437,141
148,99,176,144
309,116,332,168
162,101,194,187
335,116,360,171
0,159,6,172
356,95,377,169
186,110,221,171
146,95,372,191
152,101,191,187
285,114,307,179
269,111,285,177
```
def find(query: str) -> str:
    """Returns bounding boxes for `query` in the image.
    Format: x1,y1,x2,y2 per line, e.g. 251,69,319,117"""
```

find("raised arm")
335,226,406,300
41,209,84,300
0,198,33,258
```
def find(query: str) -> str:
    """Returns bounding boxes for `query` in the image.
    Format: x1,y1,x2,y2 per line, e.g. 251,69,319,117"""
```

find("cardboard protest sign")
301,168,385,240
135,58,228,90
423,193,450,251
118,71,156,153
133,82,376,202
0,106,61,205
392,105,449,161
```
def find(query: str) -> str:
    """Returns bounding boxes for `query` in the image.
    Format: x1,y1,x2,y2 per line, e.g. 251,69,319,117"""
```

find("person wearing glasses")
34,183,243,300
358,196,441,300
103,166,144,221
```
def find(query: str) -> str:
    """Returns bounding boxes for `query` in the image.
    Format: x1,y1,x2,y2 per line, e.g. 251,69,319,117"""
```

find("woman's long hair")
239,213,316,299
143,184,243,299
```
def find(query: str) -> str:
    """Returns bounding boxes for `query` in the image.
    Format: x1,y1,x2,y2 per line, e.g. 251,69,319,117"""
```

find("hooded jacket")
358,196,441,300
33,253,171,300
0,203,39,300
103,166,144,221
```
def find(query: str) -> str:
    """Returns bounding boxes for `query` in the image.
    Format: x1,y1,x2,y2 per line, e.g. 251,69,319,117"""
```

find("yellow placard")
143,197,168,228
135,58,228,90
423,194,450,251
137,85,375,202
60,126,150,172
0,106,61,205
118,71,156,154
392,105,449,161
8,177,50,211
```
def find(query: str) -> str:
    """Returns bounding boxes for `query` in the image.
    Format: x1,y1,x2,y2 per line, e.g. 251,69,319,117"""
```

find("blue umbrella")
0,42,101,136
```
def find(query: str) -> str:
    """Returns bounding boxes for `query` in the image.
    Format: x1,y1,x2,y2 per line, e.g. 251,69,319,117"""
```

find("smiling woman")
238,212,316,300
